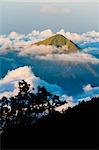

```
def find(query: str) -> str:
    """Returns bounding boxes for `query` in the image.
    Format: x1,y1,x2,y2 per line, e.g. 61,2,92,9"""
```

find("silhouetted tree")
1,89,99,149
0,80,66,129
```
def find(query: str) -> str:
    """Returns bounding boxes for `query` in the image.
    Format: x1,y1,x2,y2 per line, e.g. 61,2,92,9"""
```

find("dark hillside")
1,97,99,149
1,81,99,149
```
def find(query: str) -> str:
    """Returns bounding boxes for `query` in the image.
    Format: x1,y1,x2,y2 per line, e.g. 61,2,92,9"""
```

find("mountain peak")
35,34,80,53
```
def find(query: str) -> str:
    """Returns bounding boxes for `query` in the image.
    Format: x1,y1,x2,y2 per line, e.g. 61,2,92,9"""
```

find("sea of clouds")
0,66,63,98
0,29,99,64
0,29,99,111
0,29,99,50
0,66,99,111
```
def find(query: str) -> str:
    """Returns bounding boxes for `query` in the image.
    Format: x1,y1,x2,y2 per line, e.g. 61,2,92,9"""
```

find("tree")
0,80,67,129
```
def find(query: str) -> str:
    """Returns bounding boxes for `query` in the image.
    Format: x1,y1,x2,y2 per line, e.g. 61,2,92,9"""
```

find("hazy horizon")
0,1,99,34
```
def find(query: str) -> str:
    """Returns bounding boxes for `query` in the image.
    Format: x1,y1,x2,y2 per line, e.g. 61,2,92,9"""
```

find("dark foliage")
0,80,65,129
0,81,99,149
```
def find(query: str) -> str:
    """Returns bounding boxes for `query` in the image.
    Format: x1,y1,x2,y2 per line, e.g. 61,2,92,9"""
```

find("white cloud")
0,66,63,99
40,5,71,14
8,32,19,39
0,66,77,111
36,52,99,64
28,30,40,37
39,29,54,38
55,96,76,112
79,84,99,101
83,30,99,38
19,45,58,56
83,84,93,92
0,66,78,112
57,30,99,43
83,84,99,95
53,83,99,111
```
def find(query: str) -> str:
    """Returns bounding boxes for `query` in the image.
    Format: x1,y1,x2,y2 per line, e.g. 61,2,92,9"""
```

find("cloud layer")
0,66,99,112
0,29,99,52
0,66,75,111
0,29,99,111
36,53,99,64
0,66,63,99
0,29,99,65
40,5,71,14
77,84,99,102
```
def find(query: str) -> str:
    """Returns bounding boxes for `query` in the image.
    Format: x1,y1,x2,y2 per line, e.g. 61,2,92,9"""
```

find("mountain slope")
35,34,80,53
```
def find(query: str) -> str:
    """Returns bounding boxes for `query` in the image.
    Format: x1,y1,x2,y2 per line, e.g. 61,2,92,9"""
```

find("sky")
0,0,99,34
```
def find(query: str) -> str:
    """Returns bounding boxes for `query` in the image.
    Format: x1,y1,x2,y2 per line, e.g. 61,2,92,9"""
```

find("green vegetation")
35,34,80,52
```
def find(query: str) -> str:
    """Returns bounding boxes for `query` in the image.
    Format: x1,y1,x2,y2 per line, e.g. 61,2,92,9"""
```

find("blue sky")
0,0,99,34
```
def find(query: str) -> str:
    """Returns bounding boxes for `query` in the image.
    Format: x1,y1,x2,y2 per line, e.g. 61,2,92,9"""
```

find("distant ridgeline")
1,80,99,149
35,34,80,53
